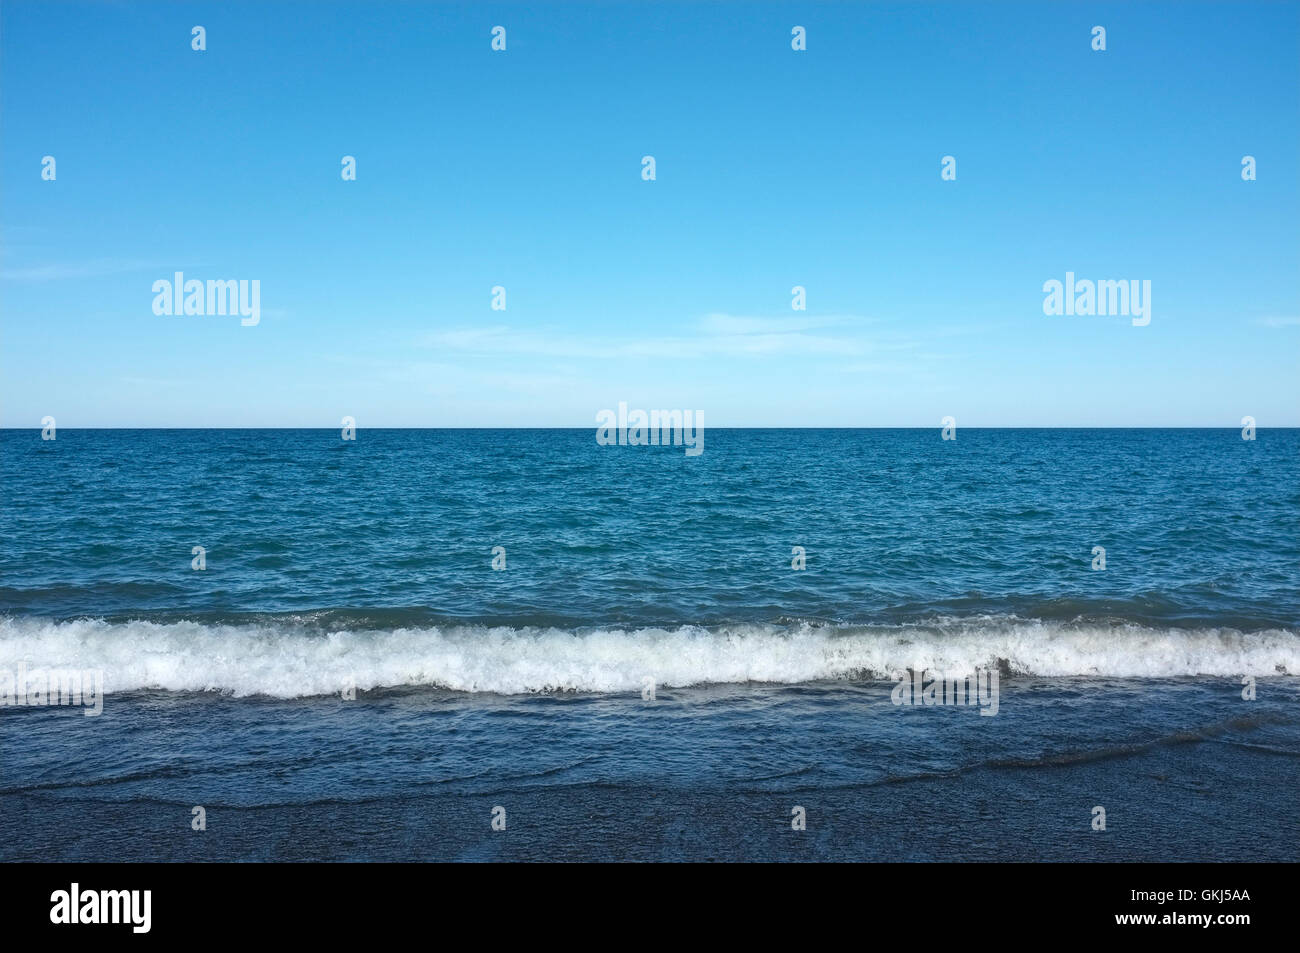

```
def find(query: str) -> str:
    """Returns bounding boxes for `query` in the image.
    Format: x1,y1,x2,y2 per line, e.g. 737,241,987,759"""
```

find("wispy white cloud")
118,376,186,388
417,313,907,360
1255,315,1300,328
0,259,163,281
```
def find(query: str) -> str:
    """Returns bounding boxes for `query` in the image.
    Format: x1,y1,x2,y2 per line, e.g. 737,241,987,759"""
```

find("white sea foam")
0,616,1295,698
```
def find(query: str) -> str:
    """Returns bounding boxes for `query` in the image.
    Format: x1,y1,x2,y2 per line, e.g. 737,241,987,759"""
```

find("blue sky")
2,0,1297,426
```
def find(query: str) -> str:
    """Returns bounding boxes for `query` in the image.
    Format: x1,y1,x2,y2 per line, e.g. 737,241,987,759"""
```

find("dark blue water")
2,429,1298,860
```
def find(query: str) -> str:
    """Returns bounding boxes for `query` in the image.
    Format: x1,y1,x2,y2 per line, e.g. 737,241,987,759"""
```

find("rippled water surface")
2,429,1297,859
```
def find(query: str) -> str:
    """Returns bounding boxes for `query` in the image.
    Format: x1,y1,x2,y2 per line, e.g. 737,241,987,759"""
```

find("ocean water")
2,428,1298,861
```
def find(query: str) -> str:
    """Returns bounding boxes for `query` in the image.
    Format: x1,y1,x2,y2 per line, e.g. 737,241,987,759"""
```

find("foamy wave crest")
0,616,1296,698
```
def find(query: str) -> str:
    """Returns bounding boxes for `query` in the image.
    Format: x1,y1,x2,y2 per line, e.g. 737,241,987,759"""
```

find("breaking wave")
0,615,1295,698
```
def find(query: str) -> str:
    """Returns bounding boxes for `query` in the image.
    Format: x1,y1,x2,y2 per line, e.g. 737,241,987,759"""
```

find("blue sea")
2,428,1298,861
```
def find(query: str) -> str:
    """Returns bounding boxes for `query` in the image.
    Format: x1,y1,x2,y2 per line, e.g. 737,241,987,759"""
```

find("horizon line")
5,426,1298,432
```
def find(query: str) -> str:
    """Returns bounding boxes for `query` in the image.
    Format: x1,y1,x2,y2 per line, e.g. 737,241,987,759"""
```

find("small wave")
0,615,1295,699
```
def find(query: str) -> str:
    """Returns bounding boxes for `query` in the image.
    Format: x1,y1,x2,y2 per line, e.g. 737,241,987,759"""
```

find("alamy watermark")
50,884,150,933
152,272,260,326
1,664,104,716
891,666,999,716
596,402,704,456
1042,272,1150,326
